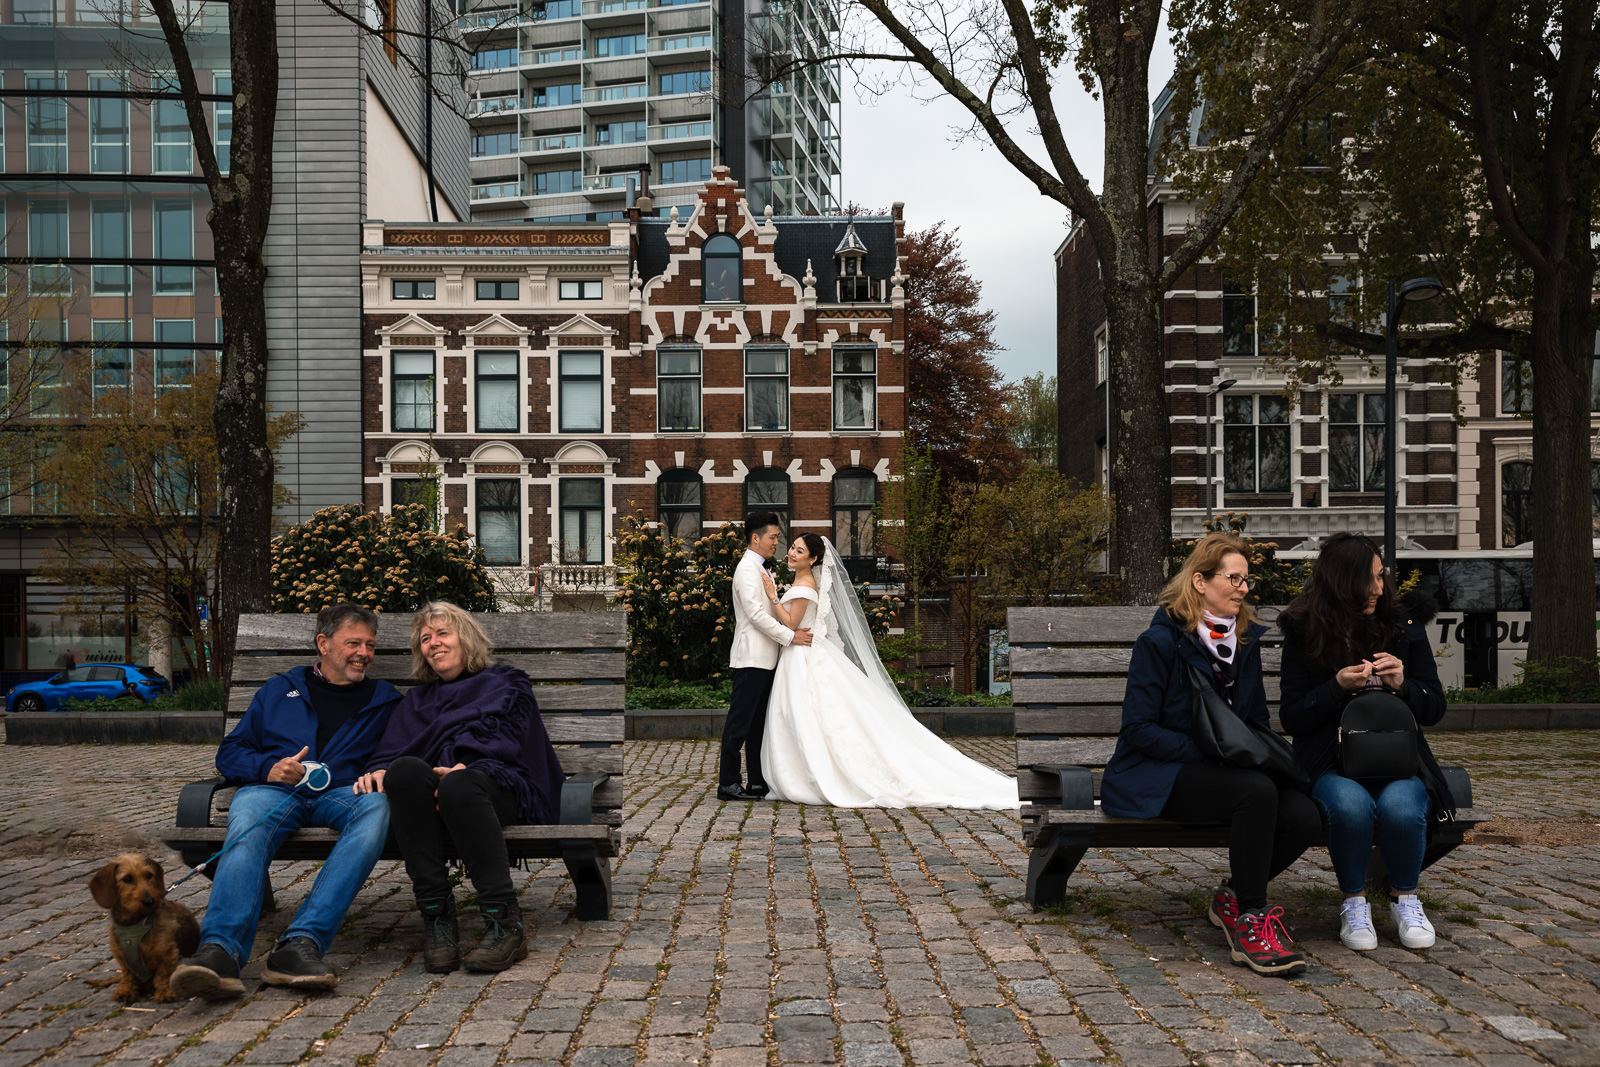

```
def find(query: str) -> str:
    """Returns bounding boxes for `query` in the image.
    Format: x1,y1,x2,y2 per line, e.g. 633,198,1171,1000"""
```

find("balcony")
523,133,584,152
523,46,582,65
582,81,649,104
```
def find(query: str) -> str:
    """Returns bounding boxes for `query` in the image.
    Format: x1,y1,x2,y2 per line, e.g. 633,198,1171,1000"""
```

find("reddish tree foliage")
902,223,1022,485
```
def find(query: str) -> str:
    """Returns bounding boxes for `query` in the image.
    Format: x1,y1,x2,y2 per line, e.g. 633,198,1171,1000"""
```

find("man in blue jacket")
171,603,401,999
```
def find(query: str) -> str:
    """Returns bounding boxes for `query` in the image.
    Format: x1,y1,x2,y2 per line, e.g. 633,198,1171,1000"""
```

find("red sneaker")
1207,884,1238,931
1224,907,1307,977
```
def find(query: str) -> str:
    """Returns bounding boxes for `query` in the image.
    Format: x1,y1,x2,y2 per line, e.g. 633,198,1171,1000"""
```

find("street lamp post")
1205,378,1238,526
1383,277,1444,574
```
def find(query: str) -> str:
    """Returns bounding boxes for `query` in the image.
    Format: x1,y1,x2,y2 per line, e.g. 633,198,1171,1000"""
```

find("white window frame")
831,344,877,431
90,74,130,173
90,199,131,295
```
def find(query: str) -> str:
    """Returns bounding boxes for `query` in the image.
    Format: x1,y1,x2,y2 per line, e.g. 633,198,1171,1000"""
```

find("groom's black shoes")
717,784,757,801
745,783,770,799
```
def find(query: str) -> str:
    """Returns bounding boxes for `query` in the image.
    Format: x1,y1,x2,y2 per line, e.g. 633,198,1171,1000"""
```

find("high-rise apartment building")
456,0,841,222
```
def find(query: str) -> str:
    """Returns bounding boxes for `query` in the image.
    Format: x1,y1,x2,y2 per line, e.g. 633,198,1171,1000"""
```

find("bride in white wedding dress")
760,534,1019,809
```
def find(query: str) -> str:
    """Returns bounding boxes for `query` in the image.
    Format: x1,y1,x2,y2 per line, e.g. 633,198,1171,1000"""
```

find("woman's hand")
1335,663,1372,691
433,762,467,778
352,769,386,795
1370,651,1405,689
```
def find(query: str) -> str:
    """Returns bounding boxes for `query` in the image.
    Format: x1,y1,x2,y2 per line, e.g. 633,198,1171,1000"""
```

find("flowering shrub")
271,503,495,614
615,515,902,685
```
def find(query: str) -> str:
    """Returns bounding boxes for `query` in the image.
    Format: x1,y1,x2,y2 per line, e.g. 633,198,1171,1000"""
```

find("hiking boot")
463,901,528,973
1224,907,1307,977
1207,883,1239,931
170,942,245,1001
1390,894,1437,949
420,899,461,974
262,936,336,991
1339,896,1379,951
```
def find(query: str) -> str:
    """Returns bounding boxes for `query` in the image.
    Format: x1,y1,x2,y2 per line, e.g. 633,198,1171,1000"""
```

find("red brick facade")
360,172,906,599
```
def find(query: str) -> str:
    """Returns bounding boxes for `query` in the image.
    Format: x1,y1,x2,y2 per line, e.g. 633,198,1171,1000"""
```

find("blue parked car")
6,664,172,713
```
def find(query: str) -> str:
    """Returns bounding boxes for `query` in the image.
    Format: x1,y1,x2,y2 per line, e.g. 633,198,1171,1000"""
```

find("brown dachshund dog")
88,854,200,1003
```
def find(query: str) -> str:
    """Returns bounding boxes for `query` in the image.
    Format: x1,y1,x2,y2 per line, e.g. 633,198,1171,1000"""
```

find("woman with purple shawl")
353,601,565,974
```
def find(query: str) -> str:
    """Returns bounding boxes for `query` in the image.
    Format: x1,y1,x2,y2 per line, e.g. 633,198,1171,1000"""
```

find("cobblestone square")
1,731,1596,1065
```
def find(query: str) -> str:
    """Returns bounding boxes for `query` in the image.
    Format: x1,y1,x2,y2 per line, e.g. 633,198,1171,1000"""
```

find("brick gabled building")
361,169,906,603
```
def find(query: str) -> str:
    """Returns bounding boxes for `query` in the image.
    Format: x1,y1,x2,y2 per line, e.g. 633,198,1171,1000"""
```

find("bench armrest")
1030,764,1095,810
176,776,228,829
560,771,611,826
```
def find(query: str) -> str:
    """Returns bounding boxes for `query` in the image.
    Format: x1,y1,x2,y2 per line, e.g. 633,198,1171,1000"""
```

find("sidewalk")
0,731,1596,1065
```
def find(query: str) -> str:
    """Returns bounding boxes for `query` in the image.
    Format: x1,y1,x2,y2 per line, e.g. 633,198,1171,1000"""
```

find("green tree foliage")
270,504,494,615
759,0,1369,600
1008,373,1058,467
1172,0,1599,666
36,367,302,680
945,469,1112,689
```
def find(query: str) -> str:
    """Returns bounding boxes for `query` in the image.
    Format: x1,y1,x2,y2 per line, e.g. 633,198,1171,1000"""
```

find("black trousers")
385,756,522,907
1161,761,1320,912
720,666,776,789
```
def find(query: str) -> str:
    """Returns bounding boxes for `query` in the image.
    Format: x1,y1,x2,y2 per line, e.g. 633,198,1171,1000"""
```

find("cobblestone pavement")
1,730,1598,1065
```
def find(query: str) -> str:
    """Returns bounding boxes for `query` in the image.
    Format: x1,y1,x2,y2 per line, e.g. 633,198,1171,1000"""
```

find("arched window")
833,469,877,581
702,234,742,303
743,469,790,544
658,470,703,544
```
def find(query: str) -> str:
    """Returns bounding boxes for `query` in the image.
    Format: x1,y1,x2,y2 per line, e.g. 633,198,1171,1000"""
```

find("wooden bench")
162,611,626,921
1009,606,1485,911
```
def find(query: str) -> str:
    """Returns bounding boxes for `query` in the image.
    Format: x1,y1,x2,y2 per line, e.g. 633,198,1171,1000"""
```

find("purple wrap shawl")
367,662,566,825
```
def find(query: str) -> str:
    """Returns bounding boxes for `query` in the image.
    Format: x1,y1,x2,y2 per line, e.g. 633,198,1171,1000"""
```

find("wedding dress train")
760,587,1019,809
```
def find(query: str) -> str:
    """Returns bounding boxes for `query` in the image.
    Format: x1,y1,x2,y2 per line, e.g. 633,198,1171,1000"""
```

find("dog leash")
170,761,333,890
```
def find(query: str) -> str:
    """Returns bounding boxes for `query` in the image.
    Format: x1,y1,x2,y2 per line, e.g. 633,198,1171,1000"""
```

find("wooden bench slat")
543,716,626,744
1011,646,1283,674
236,611,626,651
227,685,625,715
229,653,624,684
1008,605,1282,645
1012,676,1282,705
1013,709,1125,734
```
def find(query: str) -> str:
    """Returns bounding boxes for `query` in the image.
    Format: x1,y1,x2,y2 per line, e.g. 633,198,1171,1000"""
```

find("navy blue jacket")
1100,607,1271,819
1279,608,1456,813
215,665,401,789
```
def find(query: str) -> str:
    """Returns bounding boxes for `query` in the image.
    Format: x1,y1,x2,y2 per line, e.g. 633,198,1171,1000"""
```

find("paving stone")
5,734,1600,1066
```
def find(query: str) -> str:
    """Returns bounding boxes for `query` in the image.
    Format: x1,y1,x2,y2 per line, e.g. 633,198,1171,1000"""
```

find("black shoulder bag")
1337,690,1418,781
1186,663,1308,787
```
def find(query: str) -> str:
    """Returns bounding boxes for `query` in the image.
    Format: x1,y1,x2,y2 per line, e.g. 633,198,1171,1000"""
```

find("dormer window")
834,219,871,301
702,234,741,302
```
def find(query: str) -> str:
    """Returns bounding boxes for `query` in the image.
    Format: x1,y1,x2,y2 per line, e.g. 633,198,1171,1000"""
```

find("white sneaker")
1390,894,1437,949
1339,896,1379,951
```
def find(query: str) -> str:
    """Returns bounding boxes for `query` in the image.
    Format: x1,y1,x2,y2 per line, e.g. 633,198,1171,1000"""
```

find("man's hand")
791,627,813,647
352,769,387,795
268,745,311,785
434,762,467,778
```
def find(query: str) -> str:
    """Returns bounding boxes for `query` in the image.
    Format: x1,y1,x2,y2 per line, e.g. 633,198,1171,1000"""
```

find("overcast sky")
840,38,1177,385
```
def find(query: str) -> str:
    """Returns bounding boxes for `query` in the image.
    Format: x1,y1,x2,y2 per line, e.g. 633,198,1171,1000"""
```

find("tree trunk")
1097,22,1170,603
1527,240,1598,665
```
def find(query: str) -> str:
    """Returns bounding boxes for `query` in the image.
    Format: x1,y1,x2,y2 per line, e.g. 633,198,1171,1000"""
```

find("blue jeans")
1311,772,1429,895
197,784,390,965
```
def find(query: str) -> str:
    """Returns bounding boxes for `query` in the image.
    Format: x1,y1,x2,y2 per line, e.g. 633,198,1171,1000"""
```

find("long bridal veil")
814,537,902,705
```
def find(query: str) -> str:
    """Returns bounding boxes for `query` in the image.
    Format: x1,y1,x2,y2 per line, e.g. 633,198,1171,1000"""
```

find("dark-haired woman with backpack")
1279,532,1455,953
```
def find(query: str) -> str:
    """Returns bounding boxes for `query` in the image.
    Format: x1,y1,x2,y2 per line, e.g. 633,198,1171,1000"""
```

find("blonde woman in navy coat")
1100,532,1319,977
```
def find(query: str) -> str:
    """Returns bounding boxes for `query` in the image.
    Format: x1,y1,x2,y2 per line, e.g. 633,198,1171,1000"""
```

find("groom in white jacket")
718,511,812,801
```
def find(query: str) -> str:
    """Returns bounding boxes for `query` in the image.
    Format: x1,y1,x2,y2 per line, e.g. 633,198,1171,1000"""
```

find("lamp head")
1212,377,1238,396
1398,277,1443,303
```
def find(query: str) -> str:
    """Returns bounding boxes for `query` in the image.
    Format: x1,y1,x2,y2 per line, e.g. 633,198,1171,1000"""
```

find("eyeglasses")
1208,572,1255,589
